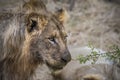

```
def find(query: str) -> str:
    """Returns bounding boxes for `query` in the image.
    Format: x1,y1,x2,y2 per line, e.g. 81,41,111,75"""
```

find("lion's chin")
46,63,63,77
45,61,64,72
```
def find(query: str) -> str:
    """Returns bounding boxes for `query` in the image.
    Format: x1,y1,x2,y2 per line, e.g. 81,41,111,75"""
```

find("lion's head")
24,11,71,71
3,0,71,72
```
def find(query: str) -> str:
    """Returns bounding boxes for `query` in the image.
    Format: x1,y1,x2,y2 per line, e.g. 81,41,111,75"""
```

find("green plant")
77,44,120,64
106,45,120,64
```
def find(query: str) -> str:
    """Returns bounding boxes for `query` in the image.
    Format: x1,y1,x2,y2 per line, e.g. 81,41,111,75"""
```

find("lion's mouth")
45,61,64,71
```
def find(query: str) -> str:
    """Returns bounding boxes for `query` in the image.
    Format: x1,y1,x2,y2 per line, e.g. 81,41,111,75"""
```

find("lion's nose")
61,50,71,63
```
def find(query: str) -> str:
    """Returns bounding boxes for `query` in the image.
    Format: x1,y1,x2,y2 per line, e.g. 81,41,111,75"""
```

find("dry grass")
62,0,120,50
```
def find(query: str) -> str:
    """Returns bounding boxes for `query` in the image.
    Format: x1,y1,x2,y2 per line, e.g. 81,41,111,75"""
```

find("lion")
54,61,120,80
0,0,71,80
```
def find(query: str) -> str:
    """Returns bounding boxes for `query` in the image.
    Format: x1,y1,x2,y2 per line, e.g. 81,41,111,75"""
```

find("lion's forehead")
48,30,66,37
28,12,66,37
45,19,66,37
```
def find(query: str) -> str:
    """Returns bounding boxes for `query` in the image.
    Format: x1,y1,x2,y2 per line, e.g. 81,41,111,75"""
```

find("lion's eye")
48,37,56,44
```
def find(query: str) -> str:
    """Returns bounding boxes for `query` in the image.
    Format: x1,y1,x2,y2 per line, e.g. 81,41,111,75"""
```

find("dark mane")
0,0,48,80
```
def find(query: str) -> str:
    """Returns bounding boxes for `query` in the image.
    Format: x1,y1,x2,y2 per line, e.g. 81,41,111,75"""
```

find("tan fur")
55,8,69,23
83,74,103,80
23,0,47,13
0,0,71,80
55,62,120,80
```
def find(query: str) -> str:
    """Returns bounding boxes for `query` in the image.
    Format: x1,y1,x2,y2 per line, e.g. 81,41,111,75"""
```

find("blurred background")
0,0,120,51
46,0,120,51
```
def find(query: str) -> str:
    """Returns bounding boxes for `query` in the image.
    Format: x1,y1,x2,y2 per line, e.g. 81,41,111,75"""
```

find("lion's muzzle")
45,49,71,71
60,50,71,64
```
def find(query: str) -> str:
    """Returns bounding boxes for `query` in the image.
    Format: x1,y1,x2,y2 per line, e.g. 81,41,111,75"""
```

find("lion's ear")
26,13,48,33
55,8,69,23
26,16,38,33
